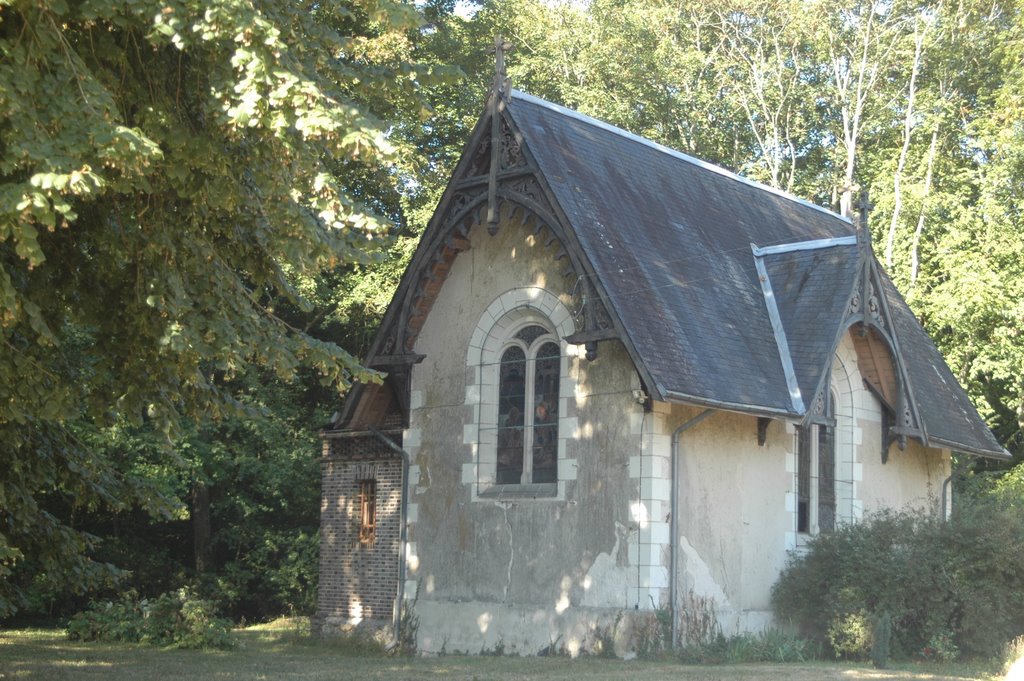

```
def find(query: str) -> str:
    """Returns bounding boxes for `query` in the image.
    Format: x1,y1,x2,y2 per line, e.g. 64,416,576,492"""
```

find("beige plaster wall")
404,209,647,655
861,438,950,514
666,405,793,636
664,329,950,640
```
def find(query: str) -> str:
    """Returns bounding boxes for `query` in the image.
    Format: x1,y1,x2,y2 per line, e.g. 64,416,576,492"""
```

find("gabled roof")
339,88,1006,459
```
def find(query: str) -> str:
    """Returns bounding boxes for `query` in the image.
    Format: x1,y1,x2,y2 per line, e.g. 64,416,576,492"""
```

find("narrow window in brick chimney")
358,479,377,546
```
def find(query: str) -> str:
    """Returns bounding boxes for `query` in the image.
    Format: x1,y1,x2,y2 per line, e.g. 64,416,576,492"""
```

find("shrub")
676,629,814,664
827,610,871,659
139,588,235,649
870,612,892,669
66,588,234,649
66,592,144,643
771,497,1024,660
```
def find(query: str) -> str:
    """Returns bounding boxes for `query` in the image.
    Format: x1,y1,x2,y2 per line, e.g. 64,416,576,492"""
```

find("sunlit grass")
0,624,1002,681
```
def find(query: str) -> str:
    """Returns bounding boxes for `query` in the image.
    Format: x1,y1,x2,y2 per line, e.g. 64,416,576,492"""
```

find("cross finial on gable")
856,188,874,254
489,35,513,103
486,36,513,234
857,190,874,228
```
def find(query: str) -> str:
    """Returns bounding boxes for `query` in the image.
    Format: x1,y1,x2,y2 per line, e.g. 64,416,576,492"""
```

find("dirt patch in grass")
0,627,999,681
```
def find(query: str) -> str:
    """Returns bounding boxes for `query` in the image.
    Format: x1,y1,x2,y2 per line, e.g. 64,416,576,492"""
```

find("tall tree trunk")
911,127,938,284
192,480,212,574
827,0,900,216
886,22,926,267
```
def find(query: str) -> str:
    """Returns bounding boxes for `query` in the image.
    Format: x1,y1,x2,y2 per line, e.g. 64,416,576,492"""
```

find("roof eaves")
663,389,800,419
510,89,851,224
923,435,1013,461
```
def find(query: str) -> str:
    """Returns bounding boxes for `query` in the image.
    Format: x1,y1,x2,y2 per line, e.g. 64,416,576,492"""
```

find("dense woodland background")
1,0,1022,628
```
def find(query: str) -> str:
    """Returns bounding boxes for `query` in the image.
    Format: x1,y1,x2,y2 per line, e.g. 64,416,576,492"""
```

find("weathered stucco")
403,208,647,654
663,329,950,639
321,207,953,654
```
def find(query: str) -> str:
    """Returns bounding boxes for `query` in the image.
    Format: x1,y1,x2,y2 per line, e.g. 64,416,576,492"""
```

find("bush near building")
772,485,1024,661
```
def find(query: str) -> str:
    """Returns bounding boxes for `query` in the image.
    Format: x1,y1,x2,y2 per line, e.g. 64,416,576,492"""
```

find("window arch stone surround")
463,287,579,500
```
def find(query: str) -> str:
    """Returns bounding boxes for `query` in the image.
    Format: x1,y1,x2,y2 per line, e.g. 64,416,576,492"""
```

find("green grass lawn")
0,622,1002,681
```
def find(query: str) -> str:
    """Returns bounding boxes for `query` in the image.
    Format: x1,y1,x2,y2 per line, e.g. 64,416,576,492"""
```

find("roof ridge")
751,235,857,256
510,89,851,224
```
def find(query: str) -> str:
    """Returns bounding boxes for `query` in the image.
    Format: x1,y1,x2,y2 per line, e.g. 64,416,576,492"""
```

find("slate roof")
512,92,857,416
341,88,1006,459
879,271,1004,454
504,91,1005,458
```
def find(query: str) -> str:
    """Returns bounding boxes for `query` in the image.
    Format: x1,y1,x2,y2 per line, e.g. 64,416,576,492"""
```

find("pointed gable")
756,239,860,413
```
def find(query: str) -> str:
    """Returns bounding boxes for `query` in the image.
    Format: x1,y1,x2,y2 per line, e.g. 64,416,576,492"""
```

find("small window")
358,479,377,546
797,393,836,535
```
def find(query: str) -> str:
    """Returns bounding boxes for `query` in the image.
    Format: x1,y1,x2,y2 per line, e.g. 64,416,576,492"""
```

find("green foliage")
870,612,892,669
66,588,234,649
0,0,459,618
772,498,1024,660
65,592,145,644
827,611,871,660
923,630,959,663
676,629,815,665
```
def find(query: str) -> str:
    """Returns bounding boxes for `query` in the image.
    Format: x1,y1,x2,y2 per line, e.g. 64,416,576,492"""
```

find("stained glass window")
532,342,560,484
497,346,526,484
493,328,560,486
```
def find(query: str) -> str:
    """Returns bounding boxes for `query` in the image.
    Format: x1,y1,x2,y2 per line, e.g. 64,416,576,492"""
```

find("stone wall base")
312,615,395,647
412,601,672,658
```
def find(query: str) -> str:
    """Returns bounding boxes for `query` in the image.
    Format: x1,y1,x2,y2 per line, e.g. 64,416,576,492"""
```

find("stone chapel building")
314,76,1007,654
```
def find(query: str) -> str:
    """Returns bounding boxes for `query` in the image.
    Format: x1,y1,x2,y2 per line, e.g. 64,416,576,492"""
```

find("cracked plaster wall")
405,209,644,655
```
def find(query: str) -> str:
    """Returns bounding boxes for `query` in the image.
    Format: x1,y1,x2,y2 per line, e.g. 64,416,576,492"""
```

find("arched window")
797,390,836,534
467,288,575,499
496,325,560,485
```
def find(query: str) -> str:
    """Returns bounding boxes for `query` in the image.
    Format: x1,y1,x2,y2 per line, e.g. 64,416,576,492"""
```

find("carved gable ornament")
370,42,618,363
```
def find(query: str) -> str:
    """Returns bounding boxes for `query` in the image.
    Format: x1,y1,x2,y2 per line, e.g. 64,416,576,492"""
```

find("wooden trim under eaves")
863,262,926,443
851,326,898,408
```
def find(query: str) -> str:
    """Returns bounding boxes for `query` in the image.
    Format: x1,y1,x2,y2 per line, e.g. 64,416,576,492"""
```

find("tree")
0,0,456,617
713,0,819,193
